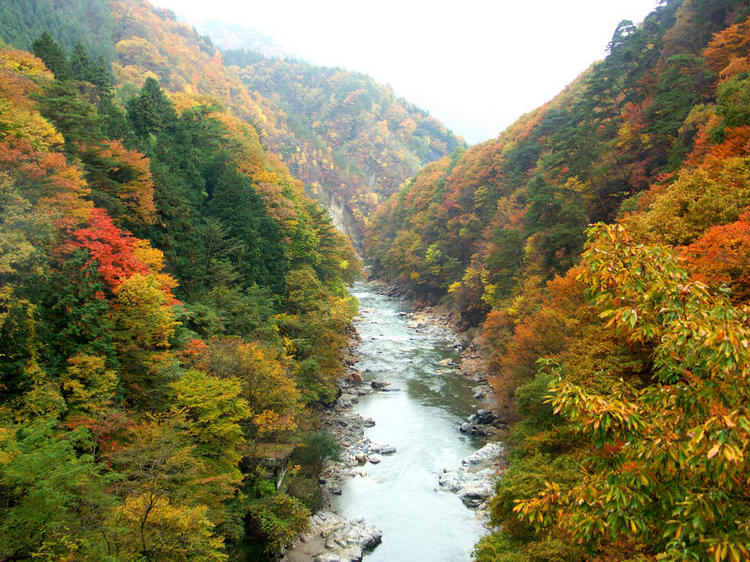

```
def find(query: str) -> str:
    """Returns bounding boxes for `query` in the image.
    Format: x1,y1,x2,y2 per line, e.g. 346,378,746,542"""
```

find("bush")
291,430,341,473
285,473,323,511
474,532,531,562
245,493,309,556
488,453,578,541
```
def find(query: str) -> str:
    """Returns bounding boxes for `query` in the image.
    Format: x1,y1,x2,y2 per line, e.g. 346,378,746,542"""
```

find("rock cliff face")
326,200,362,255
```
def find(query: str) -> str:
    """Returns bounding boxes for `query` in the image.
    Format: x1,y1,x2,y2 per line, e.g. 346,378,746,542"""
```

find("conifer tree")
31,31,70,80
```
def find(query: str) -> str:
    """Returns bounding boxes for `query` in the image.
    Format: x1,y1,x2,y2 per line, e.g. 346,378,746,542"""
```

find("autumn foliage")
0,6,360,559
360,1,750,560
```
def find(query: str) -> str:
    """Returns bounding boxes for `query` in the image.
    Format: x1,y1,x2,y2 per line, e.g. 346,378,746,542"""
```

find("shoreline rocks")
438,442,504,511
459,409,508,437
282,511,382,562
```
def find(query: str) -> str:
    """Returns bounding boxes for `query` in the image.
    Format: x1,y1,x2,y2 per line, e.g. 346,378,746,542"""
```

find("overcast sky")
151,0,658,144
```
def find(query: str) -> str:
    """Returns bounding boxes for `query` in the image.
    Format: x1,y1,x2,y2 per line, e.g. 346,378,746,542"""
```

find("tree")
111,273,177,353
71,208,171,294
83,139,157,226
35,80,102,152
113,495,227,561
127,78,177,138
169,369,249,523
107,415,225,560
60,354,117,416
69,41,93,82
31,32,70,80
514,223,750,561
170,369,249,479
0,421,114,559
683,208,750,303
39,248,116,374
204,157,286,293
196,338,301,439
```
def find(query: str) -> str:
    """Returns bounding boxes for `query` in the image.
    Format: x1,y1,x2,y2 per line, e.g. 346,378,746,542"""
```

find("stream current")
333,282,488,560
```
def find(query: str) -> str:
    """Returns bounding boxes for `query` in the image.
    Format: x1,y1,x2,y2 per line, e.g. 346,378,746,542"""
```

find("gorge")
0,0,749,561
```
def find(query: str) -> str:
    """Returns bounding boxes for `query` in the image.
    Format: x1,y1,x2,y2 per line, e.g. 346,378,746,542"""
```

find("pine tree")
126,78,177,138
31,31,70,80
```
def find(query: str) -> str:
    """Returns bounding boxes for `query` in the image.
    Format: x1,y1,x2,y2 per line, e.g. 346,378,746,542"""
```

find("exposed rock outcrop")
438,442,504,510
282,511,383,562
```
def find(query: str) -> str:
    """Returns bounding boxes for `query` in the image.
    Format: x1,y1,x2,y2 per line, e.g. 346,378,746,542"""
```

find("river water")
333,282,487,560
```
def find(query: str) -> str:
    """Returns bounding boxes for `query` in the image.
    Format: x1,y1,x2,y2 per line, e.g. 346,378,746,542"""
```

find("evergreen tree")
31,31,70,80
126,77,177,138
69,41,93,82
69,42,112,97
35,80,102,153
205,157,286,294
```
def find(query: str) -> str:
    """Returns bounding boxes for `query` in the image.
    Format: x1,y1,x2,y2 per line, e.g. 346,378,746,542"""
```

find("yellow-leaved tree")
514,223,750,561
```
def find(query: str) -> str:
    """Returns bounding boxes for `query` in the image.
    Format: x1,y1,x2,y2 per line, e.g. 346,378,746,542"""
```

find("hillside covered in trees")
366,0,750,559
1,0,462,249
223,53,465,245
0,0,377,559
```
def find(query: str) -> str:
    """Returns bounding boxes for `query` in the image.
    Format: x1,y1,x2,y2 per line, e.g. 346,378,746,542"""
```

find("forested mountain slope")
2,0,462,248
368,0,749,311
0,0,116,59
367,0,750,559
194,20,287,59
0,0,368,559
223,53,465,244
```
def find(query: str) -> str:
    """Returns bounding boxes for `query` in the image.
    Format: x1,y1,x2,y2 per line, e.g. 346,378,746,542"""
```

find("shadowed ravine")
333,282,488,560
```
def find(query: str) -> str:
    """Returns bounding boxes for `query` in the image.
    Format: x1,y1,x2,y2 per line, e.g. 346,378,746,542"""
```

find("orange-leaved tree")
514,223,750,562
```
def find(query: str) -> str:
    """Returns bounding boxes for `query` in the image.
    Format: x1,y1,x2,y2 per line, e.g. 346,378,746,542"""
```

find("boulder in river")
362,418,376,427
459,409,507,435
459,480,495,508
312,554,345,562
468,409,506,426
354,453,368,465
370,380,389,389
461,442,504,466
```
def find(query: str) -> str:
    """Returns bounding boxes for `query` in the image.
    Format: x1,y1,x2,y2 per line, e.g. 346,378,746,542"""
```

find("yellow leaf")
707,443,721,459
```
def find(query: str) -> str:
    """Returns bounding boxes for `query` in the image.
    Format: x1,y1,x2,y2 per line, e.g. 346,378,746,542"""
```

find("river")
332,282,488,560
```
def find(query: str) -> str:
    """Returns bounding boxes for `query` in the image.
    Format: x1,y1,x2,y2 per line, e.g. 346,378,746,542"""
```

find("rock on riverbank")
316,375,399,488
281,511,382,562
438,442,504,510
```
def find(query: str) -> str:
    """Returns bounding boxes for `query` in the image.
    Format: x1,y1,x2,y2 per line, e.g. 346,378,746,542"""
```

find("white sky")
151,0,659,144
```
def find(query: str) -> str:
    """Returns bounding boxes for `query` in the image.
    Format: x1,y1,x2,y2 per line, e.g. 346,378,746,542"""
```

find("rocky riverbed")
282,281,504,561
